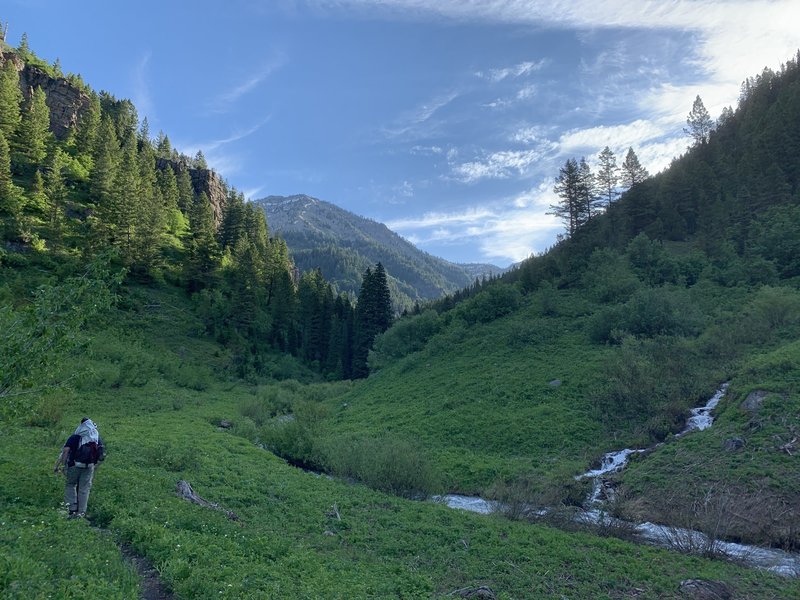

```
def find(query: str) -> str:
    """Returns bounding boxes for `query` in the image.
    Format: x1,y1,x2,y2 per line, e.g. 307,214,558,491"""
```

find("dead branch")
176,480,239,521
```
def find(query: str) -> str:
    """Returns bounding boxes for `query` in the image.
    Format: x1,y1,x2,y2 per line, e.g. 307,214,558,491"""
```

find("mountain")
254,194,502,310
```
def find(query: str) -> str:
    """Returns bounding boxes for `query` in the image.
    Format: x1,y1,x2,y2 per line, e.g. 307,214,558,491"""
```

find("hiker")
54,417,105,519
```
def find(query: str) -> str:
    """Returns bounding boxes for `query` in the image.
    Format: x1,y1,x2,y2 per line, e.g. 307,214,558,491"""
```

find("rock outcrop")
156,158,227,226
1,50,91,140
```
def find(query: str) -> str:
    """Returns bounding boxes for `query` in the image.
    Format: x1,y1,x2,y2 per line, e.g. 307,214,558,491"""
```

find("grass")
2,283,799,598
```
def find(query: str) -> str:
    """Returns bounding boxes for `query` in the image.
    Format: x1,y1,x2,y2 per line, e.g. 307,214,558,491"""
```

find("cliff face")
156,158,227,226
0,50,91,139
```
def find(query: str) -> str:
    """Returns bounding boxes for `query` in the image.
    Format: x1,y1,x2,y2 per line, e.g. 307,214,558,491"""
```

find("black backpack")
74,439,105,464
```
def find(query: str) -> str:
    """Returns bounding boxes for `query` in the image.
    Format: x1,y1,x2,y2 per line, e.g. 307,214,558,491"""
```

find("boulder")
741,390,769,414
458,586,496,599
548,379,562,387
723,437,745,451
679,579,732,599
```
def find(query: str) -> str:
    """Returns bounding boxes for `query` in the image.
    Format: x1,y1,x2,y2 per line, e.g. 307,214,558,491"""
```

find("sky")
3,1,799,266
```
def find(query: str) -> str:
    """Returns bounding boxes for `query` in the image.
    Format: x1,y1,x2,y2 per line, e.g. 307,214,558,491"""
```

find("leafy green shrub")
582,248,640,303
746,285,800,331
588,288,702,343
369,309,443,370
321,434,442,498
454,283,522,325
141,442,200,472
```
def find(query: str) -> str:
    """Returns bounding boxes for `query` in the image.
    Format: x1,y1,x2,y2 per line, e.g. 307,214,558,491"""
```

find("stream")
434,384,800,578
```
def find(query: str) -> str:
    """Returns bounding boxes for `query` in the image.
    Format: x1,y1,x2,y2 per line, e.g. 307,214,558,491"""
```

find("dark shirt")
63,434,81,467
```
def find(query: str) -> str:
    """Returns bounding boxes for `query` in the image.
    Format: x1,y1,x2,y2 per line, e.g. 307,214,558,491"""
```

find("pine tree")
596,146,619,205
0,129,22,224
131,129,164,274
218,188,246,250
685,95,714,145
577,157,601,225
15,86,51,166
186,191,220,291
44,146,66,237
89,115,120,213
352,263,393,378
194,150,207,169
0,59,22,140
74,92,101,166
620,147,649,189
550,158,582,235
176,166,194,214
109,129,139,256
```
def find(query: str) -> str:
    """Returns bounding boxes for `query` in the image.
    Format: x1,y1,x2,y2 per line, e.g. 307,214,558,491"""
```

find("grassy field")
3,283,800,598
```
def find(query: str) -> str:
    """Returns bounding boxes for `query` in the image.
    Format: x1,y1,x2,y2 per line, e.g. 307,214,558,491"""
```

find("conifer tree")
176,166,194,214
551,158,582,235
15,86,51,166
109,129,139,256
352,263,392,378
0,129,22,226
44,147,66,236
28,168,47,213
620,147,649,189
74,93,101,166
132,130,165,273
218,189,246,250
577,157,601,225
194,150,207,169
685,95,713,145
186,191,220,291
0,59,22,140
596,146,619,205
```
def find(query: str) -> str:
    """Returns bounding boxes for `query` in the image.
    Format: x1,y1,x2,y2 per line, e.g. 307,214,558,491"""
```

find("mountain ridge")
254,193,505,310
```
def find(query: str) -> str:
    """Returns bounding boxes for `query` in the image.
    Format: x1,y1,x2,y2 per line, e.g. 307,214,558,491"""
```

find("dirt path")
118,542,174,600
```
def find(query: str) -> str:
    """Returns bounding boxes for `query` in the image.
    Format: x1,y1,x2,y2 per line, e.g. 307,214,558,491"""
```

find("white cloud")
174,117,270,177
451,140,558,183
476,59,547,82
386,193,561,263
132,52,154,122
558,119,667,154
207,53,287,113
381,90,460,139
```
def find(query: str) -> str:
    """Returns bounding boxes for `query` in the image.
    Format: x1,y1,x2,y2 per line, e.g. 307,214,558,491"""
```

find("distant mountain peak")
253,194,505,310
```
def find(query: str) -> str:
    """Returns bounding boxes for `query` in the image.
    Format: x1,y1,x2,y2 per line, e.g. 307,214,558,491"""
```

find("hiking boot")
68,511,79,519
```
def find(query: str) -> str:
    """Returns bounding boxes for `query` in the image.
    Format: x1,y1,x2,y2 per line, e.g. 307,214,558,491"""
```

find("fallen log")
176,480,240,521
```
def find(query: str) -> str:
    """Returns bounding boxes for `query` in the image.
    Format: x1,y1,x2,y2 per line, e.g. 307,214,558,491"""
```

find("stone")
459,586,496,599
156,158,227,226
1,50,91,140
218,420,233,429
741,390,769,414
723,437,745,451
679,579,732,599
548,379,562,387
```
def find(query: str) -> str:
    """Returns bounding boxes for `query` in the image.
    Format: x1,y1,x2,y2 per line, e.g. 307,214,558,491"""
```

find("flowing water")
433,384,800,578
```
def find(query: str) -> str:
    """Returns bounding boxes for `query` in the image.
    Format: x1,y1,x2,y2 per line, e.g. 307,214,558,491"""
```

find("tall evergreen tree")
685,95,714,145
596,146,619,205
352,263,393,378
15,86,51,166
186,191,220,291
0,59,22,140
44,147,66,237
577,157,601,225
0,129,22,226
620,147,649,189
74,92,101,168
176,166,194,214
551,158,582,235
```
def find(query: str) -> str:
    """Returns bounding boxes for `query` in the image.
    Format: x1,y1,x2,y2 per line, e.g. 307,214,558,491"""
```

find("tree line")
0,39,392,381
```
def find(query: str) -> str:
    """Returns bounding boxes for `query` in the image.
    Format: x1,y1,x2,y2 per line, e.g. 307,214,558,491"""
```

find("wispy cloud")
476,59,547,82
174,116,271,177
132,51,154,122
206,53,287,113
386,185,561,263
450,140,558,184
381,90,460,140
558,119,666,154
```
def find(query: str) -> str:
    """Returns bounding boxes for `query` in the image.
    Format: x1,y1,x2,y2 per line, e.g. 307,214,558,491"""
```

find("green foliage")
322,434,443,498
453,282,522,325
0,253,124,418
588,287,703,343
368,308,443,370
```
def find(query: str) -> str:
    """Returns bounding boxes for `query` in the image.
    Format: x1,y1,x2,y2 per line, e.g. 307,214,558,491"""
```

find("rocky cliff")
156,158,227,226
0,50,91,139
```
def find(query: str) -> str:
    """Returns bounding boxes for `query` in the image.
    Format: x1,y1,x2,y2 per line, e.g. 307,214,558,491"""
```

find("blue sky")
4,1,799,266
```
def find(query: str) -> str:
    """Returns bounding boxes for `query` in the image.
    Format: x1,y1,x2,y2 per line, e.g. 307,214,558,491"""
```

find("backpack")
74,439,105,465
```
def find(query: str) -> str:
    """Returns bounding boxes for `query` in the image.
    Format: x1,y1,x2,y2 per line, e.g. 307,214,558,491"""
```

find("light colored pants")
65,464,94,514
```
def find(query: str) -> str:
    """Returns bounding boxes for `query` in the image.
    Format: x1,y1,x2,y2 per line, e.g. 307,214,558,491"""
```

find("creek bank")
436,384,800,578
